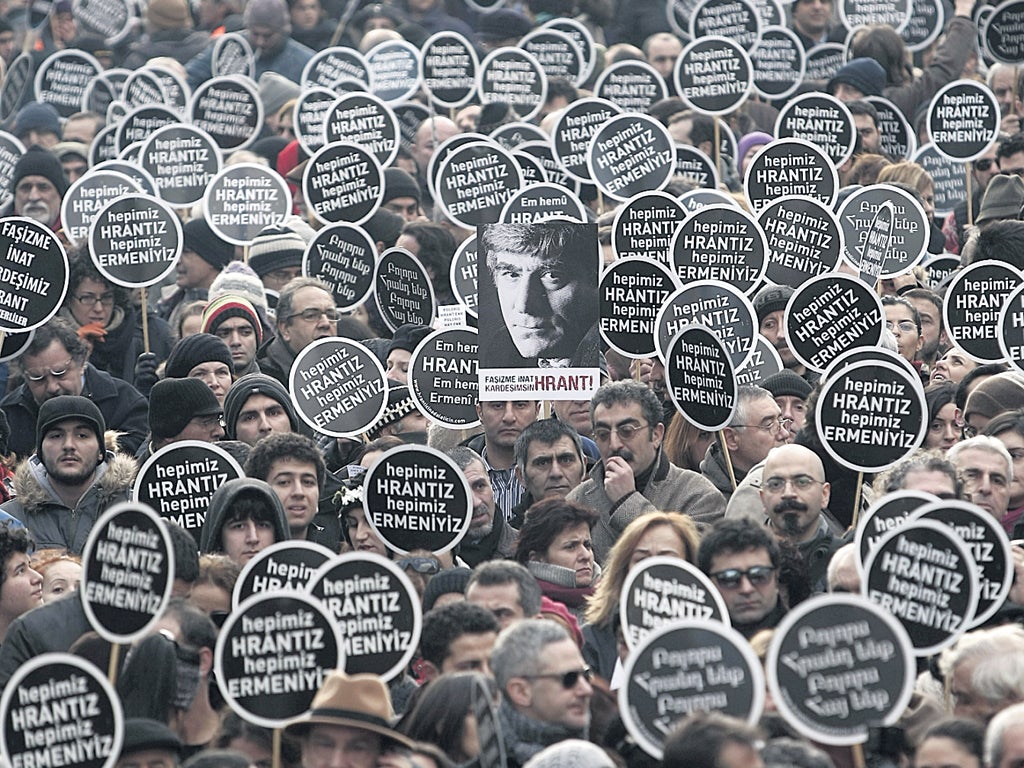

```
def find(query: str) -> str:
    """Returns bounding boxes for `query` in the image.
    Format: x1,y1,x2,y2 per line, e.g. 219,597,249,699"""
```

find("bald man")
759,444,842,592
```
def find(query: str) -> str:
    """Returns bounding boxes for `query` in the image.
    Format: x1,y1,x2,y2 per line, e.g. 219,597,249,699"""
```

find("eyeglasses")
762,475,825,492
593,422,649,443
397,557,441,575
974,158,997,171
522,667,594,689
73,292,115,307
24,359,75,381
735,418,791,433
287,307,340,322
709,565,777,590
885,320,918,334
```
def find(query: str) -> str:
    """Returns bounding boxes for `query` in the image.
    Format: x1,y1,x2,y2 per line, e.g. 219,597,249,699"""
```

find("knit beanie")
164,332,233,379
201,294,263,346
383,168,420,204
977,174,1024,224
422,566,472,612
761,369,812,400
146,0,192,30
182,217,234,270
362,209,403,249
222,373,299,439
752,283,794,323
963,372,1024,424
387,324,432,356
208,262,268,312
248,224,306,278
244,0,290,31
258,72,301,118
36,395,105,458
737,131,773,166
148,378,223,440
13,102,61,141
13,145,68,196
827,57,886,98
368,382,418,439
523,740,616,768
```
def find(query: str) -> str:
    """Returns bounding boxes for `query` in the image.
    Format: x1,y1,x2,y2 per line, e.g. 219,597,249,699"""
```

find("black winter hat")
182,217,234,269
36,395,105,457
222,373,299,439
148,378,223,440
762,369,812,400
387,324,431,356
752,283,794,323
164,333,233,379
14,145,69,197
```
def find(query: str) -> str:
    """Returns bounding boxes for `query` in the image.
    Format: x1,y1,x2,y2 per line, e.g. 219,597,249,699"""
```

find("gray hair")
514,419,584,475
985,700,1024,768
446,446,484,473
491,619,571,691
466,560,542,618
275,277,332,329
731,385,777,429
942,625,1024,709
948,435,1014,482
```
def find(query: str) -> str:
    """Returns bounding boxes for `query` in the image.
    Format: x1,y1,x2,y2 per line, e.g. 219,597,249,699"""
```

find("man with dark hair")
882,295,924,364
662,711,764,768
222,373,299,446
418,600,500,681
465,560,542,630
0,395,136,554
971,220,1024,271
698,518,785,637
511,418,587,526
903,287,946,370
752,283,803,376
256,277,338,387
845,99,883,154
464,401,540,521
570,381,724,562
382,167,423,223
157,216,233,331
1,319,149,459
200,295,264,376
199,478,290,565
446,447,517,566
0,524,42,644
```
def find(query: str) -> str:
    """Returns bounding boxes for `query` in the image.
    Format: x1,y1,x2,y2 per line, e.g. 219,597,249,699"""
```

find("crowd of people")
2,0,1024,765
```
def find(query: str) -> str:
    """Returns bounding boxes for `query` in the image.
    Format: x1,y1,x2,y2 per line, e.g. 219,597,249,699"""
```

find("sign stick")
140,287,150,354
273,728,281,768
718,431,737,490
713,119,721,182
108,643,120,684
852,744,866,768
850,471,864,529
966,165,973,226
597,190,604,215
328,0,362,47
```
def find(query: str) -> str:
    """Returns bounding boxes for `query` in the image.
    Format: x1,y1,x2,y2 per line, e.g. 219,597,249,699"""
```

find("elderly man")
988,701,1024,768
944,625,1024,725
491,619,593,765
447,447,517,566
2,146,67,231
511,418,587,526
948,436,1013,522
256,277,338,387
569,381,724,562
143,378,225,459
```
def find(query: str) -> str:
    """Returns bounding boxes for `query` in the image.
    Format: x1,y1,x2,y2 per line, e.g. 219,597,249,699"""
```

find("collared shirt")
481,446,524,522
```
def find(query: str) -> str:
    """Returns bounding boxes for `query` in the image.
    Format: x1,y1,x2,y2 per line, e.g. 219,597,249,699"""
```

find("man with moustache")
759,444,841,593
447,447,517,566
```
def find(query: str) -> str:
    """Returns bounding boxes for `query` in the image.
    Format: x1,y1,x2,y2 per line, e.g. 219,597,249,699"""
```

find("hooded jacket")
0,452,137,554
199,477,290,556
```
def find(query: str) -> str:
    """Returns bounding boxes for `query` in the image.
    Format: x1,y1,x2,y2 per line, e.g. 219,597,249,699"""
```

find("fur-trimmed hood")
12,452,137,514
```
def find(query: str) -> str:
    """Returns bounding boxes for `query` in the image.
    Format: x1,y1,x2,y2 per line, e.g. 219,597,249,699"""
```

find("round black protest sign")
816,360,926,473
513,150,546,184
600,257,680,358
673,145,718,190
735,334,784,387
914,143,966,218
93,159,158,196
450,235,478,318
211,32,254,78
114,105,179,152
823,346,920,385
595,60,667,114
612,191,685,264
490,121,548,151
234,540,334,607
775,93,856,167
744,138,838,213
671,205,767,294
197,163,286,246
478,47,547,122
837,185,929,280
863,519,977,656
139,123,221,208
691,0,761,47
60,169,140,245
293,86,337,156
785,273,883,373
309,552,420,680
840,0,910,31
374,247,436,331
122,68,166,108
866,96,916,161
924,254,960,289
752,26,805,100
324,92,399,168
999,281,1024,373
190,76,262,151
133,440,244,542
910,500,1013,628
304,223,375,310
409,327,480,428
89,126,119,166
119,141,143,164
500,183,586,224
553,98,622,183
666,324,738,431
420,32,478,108
521,28,584,87
620,621,764,760
927,80,1000,162
290,338,388,438
945,259,1023,363
668,0,701,36
146,65,189,113
81,70,123,117
516,141,581,197
303,142,383,228
588,114,674,201
805,42,845,82
855,491,935,573
0,330,33,363
620,556,730,650
758,196,842,288
0,217,68,332
428,134,487,198
767,594,915,746
436,141,523,228
34,49,102,118
215,592,343,729
366,39,420,104
303,46,370,90
680,188,739,211
1,53,34,123
656,281,758,370
89,195,181,288
544,18,597,82
987,0,1024,62
904,0,944,52
1,653,123,768
81,502,173,644
675,36,752,116
363,444,472,554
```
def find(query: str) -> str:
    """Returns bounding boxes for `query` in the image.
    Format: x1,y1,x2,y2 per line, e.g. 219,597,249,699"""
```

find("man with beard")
447,447,517,567
753,284,809,379
759,444,841,593
3,146,67,231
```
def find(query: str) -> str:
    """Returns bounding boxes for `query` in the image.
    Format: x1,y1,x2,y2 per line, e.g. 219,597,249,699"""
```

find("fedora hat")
284,672,414,749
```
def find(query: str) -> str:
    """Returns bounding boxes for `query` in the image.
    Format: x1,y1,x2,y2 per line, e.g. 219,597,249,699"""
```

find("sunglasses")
974,158,997,171
523,667,594,689
397,557,440,575
210,610,230,628
709,565,776,590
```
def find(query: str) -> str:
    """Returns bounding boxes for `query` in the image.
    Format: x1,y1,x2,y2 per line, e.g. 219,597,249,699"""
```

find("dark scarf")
498,698,587,766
